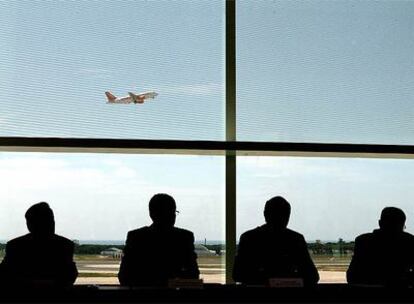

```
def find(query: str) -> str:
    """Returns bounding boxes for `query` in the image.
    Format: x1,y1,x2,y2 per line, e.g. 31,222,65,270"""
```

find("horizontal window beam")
1,137,414,158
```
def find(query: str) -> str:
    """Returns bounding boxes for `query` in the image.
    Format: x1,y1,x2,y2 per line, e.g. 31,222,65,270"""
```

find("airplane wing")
128,92,144,104
107,97,132,104
110,99,132,104
137,92,158,99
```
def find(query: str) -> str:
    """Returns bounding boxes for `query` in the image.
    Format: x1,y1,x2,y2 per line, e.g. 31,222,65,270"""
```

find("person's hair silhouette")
118,193,199,286
149,193,177,227
25,202,55,236
264,196,291,229
347,206,414,286
233,196,319,286
0,202,78,288
379,207,406,232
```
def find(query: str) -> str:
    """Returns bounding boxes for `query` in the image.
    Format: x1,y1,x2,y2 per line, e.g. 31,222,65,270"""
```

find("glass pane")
0,152,225,284
0,1,224,140
238,156,414,283
237,0,414,144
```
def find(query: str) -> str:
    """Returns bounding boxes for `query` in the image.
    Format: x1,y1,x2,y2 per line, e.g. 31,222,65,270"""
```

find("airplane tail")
105,91,117,102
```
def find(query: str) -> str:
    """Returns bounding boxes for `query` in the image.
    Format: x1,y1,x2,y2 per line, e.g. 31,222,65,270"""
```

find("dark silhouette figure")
347,207,414,286
118,193,199,286
0,202,78,288
233,196,319,286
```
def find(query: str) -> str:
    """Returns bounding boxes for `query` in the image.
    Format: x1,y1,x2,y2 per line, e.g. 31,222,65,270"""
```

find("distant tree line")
204,244,225,255
74,244,124,255
204,240,354,256
0,241,355,256
307,239,355,255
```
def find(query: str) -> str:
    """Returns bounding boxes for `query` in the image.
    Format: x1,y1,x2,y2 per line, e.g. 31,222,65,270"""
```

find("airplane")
105,91,158,104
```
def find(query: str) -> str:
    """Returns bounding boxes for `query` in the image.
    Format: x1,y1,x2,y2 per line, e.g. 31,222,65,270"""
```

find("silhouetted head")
149,193,177,228
25,202,55,236
264,196,291,229
379,207,406,233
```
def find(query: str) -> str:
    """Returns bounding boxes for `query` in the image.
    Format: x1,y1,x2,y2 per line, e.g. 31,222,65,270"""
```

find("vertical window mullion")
225,0,236,284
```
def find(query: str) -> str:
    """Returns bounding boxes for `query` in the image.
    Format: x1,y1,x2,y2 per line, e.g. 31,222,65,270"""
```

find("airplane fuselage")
106,91,158,104
107,96,134,104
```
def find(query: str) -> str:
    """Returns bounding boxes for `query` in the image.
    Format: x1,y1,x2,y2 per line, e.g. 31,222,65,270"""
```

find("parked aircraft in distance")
105,91,158,104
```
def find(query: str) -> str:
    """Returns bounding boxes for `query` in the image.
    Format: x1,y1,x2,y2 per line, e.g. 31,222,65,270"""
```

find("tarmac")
75,271,346,285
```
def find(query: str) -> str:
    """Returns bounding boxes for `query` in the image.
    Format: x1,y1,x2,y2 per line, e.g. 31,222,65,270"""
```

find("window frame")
1,0,414,284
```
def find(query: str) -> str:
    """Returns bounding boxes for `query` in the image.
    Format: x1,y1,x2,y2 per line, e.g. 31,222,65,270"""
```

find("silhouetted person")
118,193,199,286
347,207,414,286
0,202,77,288
233,196,319,286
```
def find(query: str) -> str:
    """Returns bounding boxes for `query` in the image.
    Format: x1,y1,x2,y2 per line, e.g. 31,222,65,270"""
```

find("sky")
1,152,414,243
0,153,224,242
1,1,414,242
238,0,414,144
238,156,414,242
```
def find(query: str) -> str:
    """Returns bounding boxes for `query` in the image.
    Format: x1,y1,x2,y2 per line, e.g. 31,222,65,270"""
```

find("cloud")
238,156,381,183
0,155,149,238
0,154,223,240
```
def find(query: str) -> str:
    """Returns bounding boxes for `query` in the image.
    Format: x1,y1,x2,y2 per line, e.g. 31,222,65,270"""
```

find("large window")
0,1,224,140
238,156,414,283
237,0,414,144
0,152,225,284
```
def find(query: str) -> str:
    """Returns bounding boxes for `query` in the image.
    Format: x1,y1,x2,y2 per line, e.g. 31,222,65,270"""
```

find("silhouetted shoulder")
128,226,193,235
351,233,374,252
401,231,414,242
241,226,305,241
6,234,75,260
240,227,259,237
406,234,414,251
284,228,306,240
125,226,194,245
8,233,73,244
172,227,194,239
6,234,30,247
355,232,374,242
126,226,151,239
239,226,265,240
53,234,75,250
356,231,414,244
